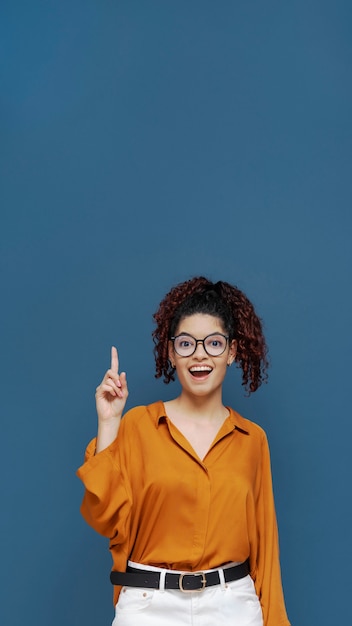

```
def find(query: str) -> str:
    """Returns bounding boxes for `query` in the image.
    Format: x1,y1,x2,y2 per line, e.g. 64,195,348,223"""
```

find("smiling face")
169,313,237,400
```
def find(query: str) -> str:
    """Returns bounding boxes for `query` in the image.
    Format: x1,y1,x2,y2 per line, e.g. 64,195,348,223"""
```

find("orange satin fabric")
77,401,290,626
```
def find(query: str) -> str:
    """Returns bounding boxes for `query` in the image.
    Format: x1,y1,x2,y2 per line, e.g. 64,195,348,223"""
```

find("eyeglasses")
170,333,229,357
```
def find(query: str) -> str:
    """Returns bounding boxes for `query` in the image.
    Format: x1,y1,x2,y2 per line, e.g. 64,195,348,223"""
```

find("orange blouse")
77,401,290,626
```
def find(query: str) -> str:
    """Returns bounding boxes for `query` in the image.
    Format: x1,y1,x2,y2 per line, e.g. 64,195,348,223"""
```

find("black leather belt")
110,559,250,592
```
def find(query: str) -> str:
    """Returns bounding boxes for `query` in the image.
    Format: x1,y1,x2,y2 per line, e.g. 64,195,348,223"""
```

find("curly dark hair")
152,276,268,394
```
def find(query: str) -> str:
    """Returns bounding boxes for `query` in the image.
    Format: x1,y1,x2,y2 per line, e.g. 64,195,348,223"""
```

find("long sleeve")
252,432,291,626
76,427,132,544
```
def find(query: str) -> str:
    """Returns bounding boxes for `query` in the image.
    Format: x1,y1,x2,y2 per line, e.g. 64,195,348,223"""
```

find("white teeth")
189,366,212,372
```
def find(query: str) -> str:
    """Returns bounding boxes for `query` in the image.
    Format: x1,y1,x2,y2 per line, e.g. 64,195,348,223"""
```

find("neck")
172,390,227,421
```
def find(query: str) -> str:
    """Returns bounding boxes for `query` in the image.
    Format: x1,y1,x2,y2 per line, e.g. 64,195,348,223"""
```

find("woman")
77,276,291,626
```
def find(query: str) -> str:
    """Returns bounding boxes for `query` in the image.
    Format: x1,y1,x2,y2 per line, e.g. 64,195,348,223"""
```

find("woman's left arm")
254,431,291,626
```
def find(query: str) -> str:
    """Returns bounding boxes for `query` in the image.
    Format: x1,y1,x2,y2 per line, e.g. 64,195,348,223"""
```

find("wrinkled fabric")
77,401,290,626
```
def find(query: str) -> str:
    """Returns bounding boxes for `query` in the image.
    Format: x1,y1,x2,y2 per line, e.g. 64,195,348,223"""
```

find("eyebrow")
175,332,225,338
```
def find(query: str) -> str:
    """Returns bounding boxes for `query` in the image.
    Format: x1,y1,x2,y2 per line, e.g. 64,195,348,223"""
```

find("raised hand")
95,346,128,424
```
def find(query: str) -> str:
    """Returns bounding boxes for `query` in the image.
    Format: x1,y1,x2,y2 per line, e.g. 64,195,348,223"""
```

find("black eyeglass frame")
170,332,230,357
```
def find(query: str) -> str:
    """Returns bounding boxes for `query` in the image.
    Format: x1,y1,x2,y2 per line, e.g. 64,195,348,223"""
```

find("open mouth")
189,366,213,378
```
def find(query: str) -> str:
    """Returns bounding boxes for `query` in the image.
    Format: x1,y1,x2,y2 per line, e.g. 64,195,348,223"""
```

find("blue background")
1,1,351,625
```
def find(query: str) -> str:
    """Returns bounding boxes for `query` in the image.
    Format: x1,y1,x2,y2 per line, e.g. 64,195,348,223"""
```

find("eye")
205,335,227,349
175,335,196,350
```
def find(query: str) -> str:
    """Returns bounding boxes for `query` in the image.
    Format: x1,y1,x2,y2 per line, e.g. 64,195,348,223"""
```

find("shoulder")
229,408,268,443
229,409,272,470
121,401,164,428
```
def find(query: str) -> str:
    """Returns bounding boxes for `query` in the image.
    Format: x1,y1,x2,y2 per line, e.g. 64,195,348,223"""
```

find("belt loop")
218,567,226,590
159,569,166,593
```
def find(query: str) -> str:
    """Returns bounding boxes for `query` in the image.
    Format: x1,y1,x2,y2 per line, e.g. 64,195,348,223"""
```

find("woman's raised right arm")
95,346,128,453
76,346,131,539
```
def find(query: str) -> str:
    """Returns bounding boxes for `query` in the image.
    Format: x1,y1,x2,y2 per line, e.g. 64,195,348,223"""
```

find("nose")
193,340,207,357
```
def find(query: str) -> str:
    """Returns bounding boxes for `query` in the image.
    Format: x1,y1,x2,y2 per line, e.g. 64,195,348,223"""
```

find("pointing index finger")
111,346,119,374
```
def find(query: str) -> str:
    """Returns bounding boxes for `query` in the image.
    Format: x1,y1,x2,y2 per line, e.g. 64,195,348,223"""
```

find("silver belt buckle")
179,571,206,593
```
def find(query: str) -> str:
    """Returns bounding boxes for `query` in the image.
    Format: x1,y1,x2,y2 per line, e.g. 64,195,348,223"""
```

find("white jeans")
112,561,263,626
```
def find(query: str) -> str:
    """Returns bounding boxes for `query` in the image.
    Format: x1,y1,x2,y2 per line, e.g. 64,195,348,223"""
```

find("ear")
227,340,237,366
168,340,176,369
